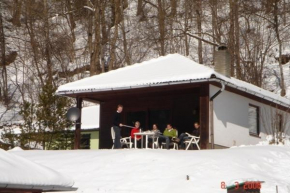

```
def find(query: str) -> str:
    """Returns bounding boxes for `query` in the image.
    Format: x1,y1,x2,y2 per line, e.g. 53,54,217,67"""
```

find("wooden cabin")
56,50,290,149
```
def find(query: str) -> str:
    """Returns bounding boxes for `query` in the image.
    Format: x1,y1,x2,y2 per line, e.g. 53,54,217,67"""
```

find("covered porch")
65,82,210,149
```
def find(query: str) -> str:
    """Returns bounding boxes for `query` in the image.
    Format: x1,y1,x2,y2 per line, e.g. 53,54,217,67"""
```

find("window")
248,105,259,135
276,114,283,132
80,134,91,149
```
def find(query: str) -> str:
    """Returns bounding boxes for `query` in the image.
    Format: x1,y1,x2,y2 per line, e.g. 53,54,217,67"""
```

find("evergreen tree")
17,83,74,150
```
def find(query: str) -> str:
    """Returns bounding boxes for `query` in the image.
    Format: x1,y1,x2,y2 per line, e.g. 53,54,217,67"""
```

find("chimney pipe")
214,45,231,77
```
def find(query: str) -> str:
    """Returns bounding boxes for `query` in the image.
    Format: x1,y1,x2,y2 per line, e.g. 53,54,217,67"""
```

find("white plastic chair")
184,132,200,150
161,130,178,150
152,136,159,149
111,127,133,149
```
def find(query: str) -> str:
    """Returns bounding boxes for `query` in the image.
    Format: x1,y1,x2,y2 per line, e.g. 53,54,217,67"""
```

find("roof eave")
56,78,290,109
0,183,78,192
55,78,211,96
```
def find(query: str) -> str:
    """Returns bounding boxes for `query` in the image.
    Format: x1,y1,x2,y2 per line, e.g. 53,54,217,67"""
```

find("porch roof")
0,149,77,192
56,54,290,107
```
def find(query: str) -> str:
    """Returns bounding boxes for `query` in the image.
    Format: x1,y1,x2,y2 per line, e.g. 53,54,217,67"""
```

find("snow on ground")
10,146,290,193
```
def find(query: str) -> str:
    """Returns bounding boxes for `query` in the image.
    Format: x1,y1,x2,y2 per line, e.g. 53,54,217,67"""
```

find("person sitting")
178,122,200,149
131,121,142,148
159,124,177,150
148,124,161,147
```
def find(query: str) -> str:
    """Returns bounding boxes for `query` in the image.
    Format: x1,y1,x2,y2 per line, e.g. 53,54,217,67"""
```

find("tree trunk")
24,6,45,87
229,0,235,77
170,0,177,17
0,4,9,105
100,1,107,72
11,0,22,27
210,0,220,44
92,0,101,74
137,0,143,16
196,0,203,64
157,0,166,56
184,1,191,56
234,0,241,79
66,0,76,42
121,1,130,65
87,0,95,75
44,0,53,84
108,0,120,70
273,0,286,96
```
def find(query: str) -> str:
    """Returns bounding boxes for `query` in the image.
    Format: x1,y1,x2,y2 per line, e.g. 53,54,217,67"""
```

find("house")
56,47,290,149
0,148,77,193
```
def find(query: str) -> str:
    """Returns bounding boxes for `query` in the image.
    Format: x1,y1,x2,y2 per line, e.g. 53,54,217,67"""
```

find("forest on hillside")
0,0,290,147
1,0,290,105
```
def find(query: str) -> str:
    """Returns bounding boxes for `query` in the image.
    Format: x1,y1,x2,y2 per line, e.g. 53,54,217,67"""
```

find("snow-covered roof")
0,148,77,192
56,54,290,107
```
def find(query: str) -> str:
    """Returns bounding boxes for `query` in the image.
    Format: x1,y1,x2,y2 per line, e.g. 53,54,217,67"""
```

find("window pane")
249,106,258,134
277,114,283,132
81,134,91,149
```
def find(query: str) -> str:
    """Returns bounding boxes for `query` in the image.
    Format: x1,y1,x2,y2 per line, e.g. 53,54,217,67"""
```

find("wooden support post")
209,100,214,149
199,84,209,149
74,97,83,149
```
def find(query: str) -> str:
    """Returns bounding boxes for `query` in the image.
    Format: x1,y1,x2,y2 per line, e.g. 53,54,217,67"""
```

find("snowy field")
9,146,290,193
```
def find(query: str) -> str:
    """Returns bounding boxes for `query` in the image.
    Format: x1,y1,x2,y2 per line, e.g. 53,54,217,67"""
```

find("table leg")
146,135,148,149
152,136,154,149
141,135,143,149
134,136,137,149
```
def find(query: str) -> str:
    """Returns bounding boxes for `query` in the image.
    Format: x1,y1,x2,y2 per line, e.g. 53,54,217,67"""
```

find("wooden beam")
74,97,83,149
199,83,210,149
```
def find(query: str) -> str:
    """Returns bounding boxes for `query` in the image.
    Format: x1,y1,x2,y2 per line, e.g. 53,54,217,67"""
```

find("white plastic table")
133,132,156,149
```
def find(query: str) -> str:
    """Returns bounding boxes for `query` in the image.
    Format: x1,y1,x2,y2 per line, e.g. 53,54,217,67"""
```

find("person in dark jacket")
112,104,123,149
178,122,200,149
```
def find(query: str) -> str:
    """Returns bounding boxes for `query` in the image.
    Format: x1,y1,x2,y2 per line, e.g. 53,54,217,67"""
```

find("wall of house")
81,130,99,149
209,84,290,147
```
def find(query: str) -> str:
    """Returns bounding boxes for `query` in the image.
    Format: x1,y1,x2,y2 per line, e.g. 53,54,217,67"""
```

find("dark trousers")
158,135,170,149
178,133,189,148
113,126,121,149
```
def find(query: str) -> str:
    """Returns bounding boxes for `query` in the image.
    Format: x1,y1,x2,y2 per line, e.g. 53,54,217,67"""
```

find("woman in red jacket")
131,121,142,148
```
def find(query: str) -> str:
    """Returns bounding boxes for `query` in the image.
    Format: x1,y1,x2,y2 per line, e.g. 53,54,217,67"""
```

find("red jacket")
131,128,141,139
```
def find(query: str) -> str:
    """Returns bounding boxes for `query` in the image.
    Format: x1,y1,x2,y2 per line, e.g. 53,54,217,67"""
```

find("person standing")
112,104,123,149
